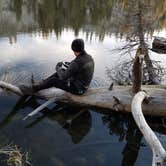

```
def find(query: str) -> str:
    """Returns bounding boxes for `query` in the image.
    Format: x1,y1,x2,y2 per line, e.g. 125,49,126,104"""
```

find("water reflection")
1,94,166,165
0,0,165,41
102,112,166,166
46,108,92,144
0,0,166,165
0,96,28,129
24,101,92,144
0,95,92,144
102,114,143,166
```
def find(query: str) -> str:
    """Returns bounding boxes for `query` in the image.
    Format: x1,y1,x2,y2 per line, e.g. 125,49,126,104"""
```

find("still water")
0,0,166,166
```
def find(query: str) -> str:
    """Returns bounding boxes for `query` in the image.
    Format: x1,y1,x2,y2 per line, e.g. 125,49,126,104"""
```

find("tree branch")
131,91,166,166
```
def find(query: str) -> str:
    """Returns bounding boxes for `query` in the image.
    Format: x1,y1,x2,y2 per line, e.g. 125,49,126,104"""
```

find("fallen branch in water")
131,91,166,166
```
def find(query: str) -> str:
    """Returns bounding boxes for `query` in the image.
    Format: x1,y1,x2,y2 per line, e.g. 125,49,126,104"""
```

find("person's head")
71,39,84,56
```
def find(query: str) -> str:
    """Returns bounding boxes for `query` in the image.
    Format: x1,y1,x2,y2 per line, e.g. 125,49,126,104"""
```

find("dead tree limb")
131,91,166,166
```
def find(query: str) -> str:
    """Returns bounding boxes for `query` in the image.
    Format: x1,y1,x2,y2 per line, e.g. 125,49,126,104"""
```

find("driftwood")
1,81,166,117
131,91,166,166
152,37,166,54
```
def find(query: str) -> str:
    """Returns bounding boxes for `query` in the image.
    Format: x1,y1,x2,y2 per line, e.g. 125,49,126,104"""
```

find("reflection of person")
51,108,92,144
20,39,94,95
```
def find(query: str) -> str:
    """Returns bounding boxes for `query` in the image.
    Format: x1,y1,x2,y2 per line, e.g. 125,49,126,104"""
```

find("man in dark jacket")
20,39,94,95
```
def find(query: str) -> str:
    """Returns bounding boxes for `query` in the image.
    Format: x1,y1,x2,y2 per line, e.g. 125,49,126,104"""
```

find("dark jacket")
56,51,94,91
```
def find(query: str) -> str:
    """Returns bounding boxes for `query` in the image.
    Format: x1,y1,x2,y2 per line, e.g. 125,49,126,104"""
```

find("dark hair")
71,39,84,52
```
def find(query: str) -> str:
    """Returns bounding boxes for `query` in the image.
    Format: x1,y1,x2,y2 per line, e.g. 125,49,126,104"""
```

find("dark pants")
33,73,85,95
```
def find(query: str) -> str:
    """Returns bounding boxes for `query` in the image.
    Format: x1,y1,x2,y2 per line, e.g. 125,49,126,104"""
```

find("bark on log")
131,91,166,166
152,37,166,54
1,81,166,117
132,48,144,93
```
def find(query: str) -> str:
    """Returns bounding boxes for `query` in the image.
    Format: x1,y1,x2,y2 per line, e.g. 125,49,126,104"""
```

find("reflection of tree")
0,96,92,144
37,0,166,40
102,113,142,140
0,0,165,40
106,59,166,85
103,113,143,166
121,119,142,166
113,0,166,37
106,0,166,84
102,112,166,166
12,0,23,21
102,113,127,142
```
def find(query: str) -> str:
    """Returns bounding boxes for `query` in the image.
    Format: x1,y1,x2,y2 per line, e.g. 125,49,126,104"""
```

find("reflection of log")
131,91,166,166
1,81,166,117
152,37,166,54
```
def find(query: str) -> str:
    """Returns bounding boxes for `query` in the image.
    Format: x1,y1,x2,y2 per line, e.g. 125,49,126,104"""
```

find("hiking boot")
19,85,36,95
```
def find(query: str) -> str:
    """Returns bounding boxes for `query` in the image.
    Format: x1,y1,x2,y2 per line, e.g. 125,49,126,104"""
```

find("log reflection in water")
102,112,166,166
0,96,92,144
1,96,166,165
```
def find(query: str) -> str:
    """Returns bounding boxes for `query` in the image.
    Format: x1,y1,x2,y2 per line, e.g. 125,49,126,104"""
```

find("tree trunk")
132,47,144,93
1,81,166,117
136,2,158,84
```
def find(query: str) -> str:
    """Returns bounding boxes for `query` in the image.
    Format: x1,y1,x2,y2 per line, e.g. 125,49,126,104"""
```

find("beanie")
71,39,84,52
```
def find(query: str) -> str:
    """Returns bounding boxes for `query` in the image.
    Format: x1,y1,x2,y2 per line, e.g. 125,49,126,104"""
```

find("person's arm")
56,61,78,80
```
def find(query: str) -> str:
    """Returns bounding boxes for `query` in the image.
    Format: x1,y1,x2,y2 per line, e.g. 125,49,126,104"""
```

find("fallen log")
1,81,166,117
152,37,166,54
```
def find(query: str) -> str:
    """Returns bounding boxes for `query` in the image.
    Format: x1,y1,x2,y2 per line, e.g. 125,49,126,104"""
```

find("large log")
1,81,166,117
152,37,166,54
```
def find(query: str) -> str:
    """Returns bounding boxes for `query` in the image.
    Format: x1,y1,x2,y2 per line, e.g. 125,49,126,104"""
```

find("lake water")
0,1,166,166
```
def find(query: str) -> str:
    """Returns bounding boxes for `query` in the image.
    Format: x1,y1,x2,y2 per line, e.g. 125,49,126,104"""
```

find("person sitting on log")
19,39,94,95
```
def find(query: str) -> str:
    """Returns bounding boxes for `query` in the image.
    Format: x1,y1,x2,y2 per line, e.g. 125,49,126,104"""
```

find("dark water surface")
0,0,166,166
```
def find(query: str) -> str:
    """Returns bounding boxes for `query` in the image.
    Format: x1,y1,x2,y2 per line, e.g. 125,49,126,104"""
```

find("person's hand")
63,62,70,68
64,62,70,65
55,62,63,71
